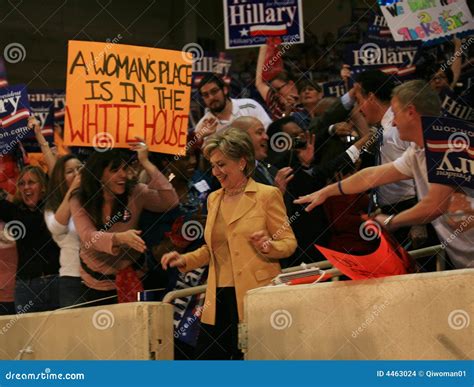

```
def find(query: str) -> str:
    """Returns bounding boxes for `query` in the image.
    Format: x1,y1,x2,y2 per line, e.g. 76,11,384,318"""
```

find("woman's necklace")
224,180,248,196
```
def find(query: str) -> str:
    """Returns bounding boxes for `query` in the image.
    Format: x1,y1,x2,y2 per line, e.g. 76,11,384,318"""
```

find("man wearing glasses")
256,45,305,120
194,74,272,140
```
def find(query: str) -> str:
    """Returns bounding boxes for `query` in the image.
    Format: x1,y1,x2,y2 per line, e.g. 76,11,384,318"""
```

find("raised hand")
129,136,149,165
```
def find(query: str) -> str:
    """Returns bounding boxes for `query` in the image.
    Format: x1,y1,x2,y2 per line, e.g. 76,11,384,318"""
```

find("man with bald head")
232,116,294,193
232,117,269,162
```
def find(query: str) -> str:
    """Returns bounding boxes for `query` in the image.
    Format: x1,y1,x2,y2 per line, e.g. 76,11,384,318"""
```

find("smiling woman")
70,140,179,306
161,128,297,360
0,166,60,314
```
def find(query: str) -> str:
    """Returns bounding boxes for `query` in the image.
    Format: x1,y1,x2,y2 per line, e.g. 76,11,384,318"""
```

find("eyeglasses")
273,83,288,93
200,87,222,99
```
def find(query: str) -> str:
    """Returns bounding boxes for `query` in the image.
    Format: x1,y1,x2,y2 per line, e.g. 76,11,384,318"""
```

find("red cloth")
164,215,192,250
262,37,283,82
316,225,414,280
323,193,377,255
0,154,20,194
115,266,144,303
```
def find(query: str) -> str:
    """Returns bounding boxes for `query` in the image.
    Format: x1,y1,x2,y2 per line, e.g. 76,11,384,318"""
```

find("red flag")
315,221,414,280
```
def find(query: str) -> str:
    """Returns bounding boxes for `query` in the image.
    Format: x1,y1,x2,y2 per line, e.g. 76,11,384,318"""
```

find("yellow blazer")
181,178,297,325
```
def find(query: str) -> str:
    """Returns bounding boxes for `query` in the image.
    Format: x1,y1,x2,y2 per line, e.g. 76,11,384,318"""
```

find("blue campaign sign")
344,40,421,82
321,79,354,98
223,0,304,49
367,10,393,41
21,100,55,153
28,89,66,127
423,116,474,189
0,84,31,155
439,88,474,122
192,52,232,90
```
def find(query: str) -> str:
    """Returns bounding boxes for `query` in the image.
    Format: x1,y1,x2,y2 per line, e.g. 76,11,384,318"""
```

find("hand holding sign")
64,41,192,156
128,136,148,165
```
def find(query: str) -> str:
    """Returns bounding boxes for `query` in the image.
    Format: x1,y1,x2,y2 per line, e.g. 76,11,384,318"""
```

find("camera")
292,136,307,149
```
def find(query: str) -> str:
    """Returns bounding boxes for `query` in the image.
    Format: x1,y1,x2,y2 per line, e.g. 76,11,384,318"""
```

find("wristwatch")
383,214,395,228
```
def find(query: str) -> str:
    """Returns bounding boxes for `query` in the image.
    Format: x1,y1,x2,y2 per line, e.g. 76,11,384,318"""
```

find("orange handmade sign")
64,40,192,154
315,222,414,280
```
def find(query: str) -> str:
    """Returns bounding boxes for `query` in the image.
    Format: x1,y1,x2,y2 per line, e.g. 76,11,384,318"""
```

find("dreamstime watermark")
447,132,470,152
92,309,115,330
5,369,85,381
270,309,293,330
92,132,115,152
84,211,123,249
0,126,31,156
263,211,300,250
441,214,474,249
3,220,27,241
447,309,470,330
269,132,292,153
85,33,123,73
351,300,390,338
181,220,204,241
0,301,34,335
262,35,300,72
3,43,26,63
359,220,381,242
174,132,202,161
441,37,474,72
358,42,382,65
360,126,383,153
174,300,211,339
181,43,204,64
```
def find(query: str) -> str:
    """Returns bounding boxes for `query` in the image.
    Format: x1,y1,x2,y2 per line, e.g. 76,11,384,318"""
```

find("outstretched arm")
294,162,411,212
256,45,271,101
376,183,454,230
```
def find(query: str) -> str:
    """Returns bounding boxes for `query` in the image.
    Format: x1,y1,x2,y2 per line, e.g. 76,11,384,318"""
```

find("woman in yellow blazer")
162,127,297,360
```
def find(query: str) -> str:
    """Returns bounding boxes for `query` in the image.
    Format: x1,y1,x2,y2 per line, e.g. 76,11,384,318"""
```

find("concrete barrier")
242,269,474,360
0,302,174,360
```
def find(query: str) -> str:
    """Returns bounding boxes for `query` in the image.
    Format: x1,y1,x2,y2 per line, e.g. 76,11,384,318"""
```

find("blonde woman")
162,127,296,359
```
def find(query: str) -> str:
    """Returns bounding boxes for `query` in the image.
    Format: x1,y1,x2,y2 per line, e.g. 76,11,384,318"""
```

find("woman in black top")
0,166,60,313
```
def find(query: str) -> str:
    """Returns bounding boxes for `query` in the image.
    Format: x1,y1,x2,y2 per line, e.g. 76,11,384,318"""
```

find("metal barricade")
161,244,446,303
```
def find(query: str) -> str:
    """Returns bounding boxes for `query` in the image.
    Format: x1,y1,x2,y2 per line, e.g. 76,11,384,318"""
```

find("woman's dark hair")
267,116,297,140
45,154,80,212
431,63,454,85
296,79,322,94
355,70,397,102
198,73,226,94
78,149,136,228
266,117,299,169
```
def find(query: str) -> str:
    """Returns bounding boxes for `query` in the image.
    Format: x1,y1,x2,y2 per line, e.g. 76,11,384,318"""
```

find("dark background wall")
0,0,375,88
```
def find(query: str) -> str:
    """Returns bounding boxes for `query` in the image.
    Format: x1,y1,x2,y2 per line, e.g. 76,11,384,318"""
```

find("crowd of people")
1,28,473,360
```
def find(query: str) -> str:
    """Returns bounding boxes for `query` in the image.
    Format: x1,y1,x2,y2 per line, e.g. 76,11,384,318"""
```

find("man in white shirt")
348,70,420,247
194,74,272,140
295,80,474,269
349,71,416,210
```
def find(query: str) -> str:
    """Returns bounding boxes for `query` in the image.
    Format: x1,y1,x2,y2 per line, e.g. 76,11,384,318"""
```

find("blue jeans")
59,276,88,308
15,275,60,313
